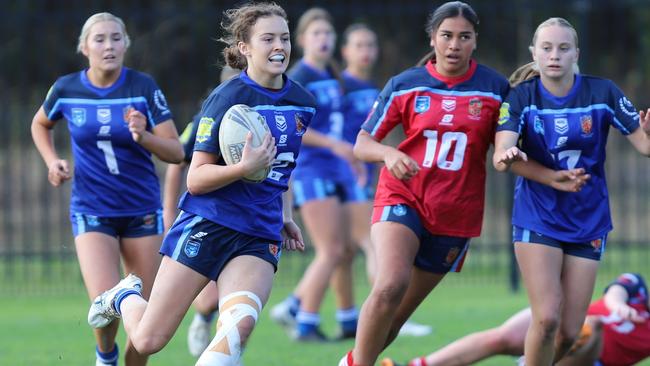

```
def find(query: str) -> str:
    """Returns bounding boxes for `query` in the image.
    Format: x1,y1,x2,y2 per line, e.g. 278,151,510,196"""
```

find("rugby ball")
219,104,271,183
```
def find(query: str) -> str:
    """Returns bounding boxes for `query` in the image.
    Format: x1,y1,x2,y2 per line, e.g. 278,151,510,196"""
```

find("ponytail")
508,62,539,87
415,50,436,67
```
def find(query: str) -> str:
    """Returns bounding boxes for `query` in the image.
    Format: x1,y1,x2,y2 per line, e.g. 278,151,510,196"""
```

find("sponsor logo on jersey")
275,114,287,132
98,125,111,137
97,108,112,124
444,247,460,266
554,117,569,134
414,96,430,113
556,136,568,147
392,204,407,216
618,96,638,118
268,244,281,260
580,115,593,136
441,98,456,112
71,108,86,127
278,134,288,146
294,114,305,136
153,89,170,114
184,239,201,258
196,117,214,143
468,97,482,118
440,114,454,126
590,238,602,252
497,102,510,125
534,115,544,135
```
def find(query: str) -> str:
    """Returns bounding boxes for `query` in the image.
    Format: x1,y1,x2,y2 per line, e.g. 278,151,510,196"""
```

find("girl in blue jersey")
87,3,315,365
270,7,365,342
494,17,650,366
30,12,183,366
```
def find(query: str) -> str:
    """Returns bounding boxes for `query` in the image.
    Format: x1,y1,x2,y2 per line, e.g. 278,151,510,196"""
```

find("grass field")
3,270,649,366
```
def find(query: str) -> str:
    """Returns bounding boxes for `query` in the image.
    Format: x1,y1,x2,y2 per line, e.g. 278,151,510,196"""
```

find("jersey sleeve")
193,93,232,156
605,273,648,302
496,85,526,134
179,119,197,163
143,76,173,126
608,81,640,135
42,80,64,121
361,78,402,141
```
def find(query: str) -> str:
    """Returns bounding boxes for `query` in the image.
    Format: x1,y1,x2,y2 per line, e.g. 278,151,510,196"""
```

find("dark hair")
295,7,343,86
341,23,375,47
220,2,288,70
416,1,479,66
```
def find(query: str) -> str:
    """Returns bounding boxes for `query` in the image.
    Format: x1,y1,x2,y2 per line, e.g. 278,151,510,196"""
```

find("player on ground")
30,12,183,366
494,17,650,365
87,3,315,365
381,272,650,366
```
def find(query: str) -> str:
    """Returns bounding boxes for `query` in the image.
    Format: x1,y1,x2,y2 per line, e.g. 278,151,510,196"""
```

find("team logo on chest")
97,107,112,124
71,108,86,127
554,117,569,134
580,115,593,137
468,97,482,119
294,113,305,136
534,115,544,135
441,98,456,112
414,96,431,113
274,114,287,132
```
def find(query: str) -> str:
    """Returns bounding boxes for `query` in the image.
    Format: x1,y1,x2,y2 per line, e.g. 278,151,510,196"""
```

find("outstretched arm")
626,108,650,156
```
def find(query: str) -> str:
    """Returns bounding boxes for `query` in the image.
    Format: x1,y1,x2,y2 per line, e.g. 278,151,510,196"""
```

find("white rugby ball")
218,104,271,183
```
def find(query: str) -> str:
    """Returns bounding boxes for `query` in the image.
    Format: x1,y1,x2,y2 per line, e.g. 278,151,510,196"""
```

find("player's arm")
30,106,71,187
354,130,419,180
302,128,356,163
604,284,645,322
187,133,275,194
280,191,304,252
124,108,184,163
626,108,650,156
163,161,187,232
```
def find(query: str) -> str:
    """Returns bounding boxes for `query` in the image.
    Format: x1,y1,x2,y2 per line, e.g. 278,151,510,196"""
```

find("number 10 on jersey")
422,130,467,171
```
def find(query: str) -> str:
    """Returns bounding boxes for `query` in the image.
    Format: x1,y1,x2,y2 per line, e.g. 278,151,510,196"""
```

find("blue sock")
113,289,141,315
96,344,118,366
336,306,358,333
197,311,216,323
296,310,320,336
287,295,300,317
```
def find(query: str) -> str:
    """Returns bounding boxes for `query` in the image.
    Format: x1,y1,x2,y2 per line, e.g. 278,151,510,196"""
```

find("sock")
336,306,358,333
95,344,118,366
287,295,300,317
296,310,320,336
197,311,216,323
113,289,140,315
408,357,428,366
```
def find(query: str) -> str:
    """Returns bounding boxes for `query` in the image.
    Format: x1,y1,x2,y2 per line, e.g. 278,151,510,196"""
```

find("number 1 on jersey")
97,140,120,175
422,130,468,171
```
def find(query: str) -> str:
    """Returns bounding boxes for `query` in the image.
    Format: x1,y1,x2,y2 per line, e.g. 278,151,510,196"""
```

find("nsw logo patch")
414,96,430,113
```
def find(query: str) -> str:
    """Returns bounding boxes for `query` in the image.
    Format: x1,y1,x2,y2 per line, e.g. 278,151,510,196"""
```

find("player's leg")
553,252,599,361
75,230,122,366
120,233,163,365
196,255,274,366
292,196,349,340
556,316,603,366
350,220,420,365
188,282,219,357
515,238,564,366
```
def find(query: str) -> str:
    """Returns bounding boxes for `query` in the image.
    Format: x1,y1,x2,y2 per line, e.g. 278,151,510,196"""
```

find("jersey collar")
239,70,292,101
80,67,127,97
426,59,477,88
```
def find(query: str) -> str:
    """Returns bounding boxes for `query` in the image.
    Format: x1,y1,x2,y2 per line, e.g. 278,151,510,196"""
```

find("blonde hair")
77,12,130,54
510,17,580,87
220,2,288,70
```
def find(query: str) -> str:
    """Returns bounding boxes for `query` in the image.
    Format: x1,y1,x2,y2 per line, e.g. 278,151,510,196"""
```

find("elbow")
186,180,204,196
353,143,363,161
162,146,185,164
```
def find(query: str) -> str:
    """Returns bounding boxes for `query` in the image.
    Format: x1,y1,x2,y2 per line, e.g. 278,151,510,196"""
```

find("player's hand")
613,303,646,323
497,146,528,168
384,148,420,180
124,107,148,142
47,159,71,187
281,220,304,252
549,168,590,192
639,108,650,136
240,132,276,176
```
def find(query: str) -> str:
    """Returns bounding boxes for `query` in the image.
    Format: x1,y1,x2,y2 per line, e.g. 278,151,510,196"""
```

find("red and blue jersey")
42,67,172,216
363,60,509,237
179,71,316,241
497,75,640,242
588,273,650,366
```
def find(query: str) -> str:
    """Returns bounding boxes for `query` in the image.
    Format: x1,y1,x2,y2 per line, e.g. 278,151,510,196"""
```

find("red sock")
408,357,428,366
345,350,365,366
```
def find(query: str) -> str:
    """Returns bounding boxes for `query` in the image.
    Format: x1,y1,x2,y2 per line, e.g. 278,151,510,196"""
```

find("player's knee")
534,313,560,341
132,333,169,355
557,325,581,351
372,279,408,307
490,328,523,355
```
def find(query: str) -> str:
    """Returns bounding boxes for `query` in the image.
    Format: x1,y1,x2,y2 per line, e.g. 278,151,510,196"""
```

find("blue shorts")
512,226,606,261
160,211,281,280
292,177,368,207
372,204,469,274
71,210,163,238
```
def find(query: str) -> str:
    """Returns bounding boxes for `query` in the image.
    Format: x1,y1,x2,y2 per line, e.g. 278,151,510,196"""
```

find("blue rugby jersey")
497,75,640,242
179,71,316,241
42,67,173,216
288,60,347,179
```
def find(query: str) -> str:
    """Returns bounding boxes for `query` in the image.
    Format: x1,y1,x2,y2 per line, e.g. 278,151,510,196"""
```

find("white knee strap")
195,291,262,366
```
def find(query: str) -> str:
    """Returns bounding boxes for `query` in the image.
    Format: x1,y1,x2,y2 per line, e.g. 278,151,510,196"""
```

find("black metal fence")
2,0,650,294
